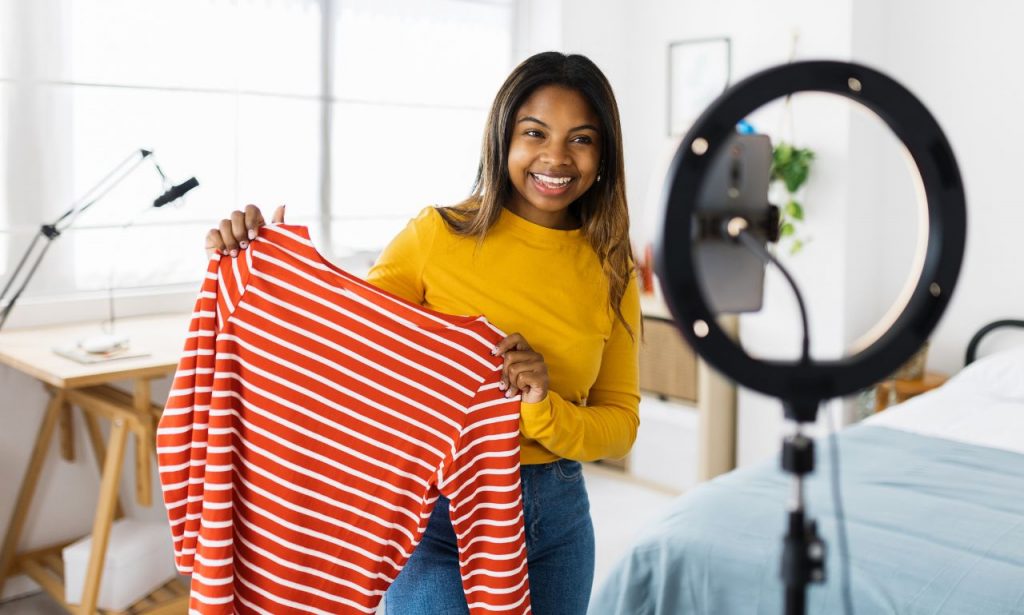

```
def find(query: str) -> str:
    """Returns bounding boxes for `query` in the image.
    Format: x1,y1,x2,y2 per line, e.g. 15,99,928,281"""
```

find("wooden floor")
0,592,66,615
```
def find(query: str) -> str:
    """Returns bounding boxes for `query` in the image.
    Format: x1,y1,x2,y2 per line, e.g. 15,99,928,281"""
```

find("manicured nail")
230,249,238,258
221,249,229,256
239,240,248,249
491,347,498,355
498,381,506,391
248,228,257,240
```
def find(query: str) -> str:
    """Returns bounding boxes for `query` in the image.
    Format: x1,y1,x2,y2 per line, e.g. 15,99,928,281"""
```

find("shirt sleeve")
519,274,642,461
364,206,439,304
156,249,252,575
437,381,532,615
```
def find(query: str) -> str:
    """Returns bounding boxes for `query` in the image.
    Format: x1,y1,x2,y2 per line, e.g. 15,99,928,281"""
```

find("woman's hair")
438,51,635,337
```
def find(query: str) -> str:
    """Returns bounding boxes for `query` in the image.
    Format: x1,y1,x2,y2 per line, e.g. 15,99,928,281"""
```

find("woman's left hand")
494,333,549,404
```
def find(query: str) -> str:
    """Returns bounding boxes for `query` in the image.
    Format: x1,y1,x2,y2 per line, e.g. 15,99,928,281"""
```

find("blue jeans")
384,459,595,615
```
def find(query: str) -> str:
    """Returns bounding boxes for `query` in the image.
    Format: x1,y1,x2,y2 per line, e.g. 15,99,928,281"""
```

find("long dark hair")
438,51,634,336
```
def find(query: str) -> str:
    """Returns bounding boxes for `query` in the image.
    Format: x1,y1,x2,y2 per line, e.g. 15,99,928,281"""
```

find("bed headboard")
964,319,1024,365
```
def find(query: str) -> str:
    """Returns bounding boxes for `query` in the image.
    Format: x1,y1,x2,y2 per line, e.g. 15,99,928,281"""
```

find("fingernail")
498,381,506,391
221,249,229,256
239,240,248,249
248,228,256,240
491,347,498,355
505,390,512,398
230,249,238,258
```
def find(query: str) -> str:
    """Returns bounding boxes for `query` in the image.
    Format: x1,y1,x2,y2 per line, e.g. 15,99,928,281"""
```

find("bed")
590,344,1024,614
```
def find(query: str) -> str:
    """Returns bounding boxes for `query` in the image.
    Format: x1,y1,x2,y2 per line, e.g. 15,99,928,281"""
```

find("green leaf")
782,164,809,193
771,143,793,181
785,200,804,221
790,239,804,255
780,222,795,237
771,142,814,192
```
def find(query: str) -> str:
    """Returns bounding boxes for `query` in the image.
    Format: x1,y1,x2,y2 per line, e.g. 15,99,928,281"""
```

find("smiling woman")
204,51,638,615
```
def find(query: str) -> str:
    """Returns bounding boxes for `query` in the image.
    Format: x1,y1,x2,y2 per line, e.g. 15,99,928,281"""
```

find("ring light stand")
655,61,966,614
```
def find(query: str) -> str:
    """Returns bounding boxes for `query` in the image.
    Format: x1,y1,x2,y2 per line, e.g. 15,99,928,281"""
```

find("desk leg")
78,419,129,615
0,391,64,597
59,400,75,462
82,413,125,521
134,380,153,508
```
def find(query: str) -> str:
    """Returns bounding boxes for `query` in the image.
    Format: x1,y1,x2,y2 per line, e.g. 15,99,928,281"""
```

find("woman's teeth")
532,173,572,189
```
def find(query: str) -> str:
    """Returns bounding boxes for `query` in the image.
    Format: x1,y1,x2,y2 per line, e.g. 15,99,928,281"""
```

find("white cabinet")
610,301,738,489
630,396,699,493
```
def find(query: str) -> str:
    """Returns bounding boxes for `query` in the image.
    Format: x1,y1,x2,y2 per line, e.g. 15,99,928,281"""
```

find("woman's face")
505,85,602,229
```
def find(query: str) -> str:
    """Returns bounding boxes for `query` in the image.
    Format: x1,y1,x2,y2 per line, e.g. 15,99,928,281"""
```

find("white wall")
866,0,1024,372
562,0,864,466
560,0,1024,467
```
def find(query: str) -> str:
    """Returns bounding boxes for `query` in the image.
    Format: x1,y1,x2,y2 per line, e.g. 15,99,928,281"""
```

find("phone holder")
655,60,967,615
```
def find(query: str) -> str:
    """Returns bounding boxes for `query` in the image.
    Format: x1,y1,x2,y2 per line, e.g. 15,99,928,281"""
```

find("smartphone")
694,133,774,313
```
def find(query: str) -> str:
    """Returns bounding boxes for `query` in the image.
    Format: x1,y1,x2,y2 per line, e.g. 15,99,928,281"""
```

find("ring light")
656,60,966,419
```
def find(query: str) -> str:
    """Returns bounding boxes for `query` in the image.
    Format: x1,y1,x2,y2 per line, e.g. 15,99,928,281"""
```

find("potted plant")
770,142,815,254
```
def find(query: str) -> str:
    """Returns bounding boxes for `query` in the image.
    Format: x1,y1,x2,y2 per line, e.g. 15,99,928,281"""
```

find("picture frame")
667,37,732,136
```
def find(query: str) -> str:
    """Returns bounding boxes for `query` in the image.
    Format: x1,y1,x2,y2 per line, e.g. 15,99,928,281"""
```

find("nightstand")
874,371,949,412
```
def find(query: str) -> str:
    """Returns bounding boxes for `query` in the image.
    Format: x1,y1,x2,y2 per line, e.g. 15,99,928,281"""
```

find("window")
0,83,8,277
0,0,516,300
0,0,11,278
330,0,513,251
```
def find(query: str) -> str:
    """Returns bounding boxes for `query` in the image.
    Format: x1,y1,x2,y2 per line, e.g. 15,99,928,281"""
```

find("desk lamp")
0,149,198,336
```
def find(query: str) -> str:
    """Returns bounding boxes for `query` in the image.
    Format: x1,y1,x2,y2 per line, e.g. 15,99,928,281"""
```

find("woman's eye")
572,135,594,144
524,129,543,138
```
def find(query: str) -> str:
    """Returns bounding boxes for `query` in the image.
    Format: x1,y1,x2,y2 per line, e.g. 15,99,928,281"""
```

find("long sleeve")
364,206,438,304
518,275,641,462
156,249,252,575
438,381,532,614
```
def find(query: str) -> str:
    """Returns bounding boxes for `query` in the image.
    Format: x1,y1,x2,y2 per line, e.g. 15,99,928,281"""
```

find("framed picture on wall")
667,37,732,136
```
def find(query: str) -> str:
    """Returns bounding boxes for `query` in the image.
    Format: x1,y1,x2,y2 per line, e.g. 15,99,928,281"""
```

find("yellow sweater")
365,205,640,465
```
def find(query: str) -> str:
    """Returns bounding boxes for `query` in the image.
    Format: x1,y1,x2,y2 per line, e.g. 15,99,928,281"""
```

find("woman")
206,51,640,615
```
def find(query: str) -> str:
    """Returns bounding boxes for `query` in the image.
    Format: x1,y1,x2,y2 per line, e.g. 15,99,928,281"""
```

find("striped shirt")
156,224,531,614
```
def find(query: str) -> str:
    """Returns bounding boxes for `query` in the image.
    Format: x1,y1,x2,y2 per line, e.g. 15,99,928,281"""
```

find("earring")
596,173,603,183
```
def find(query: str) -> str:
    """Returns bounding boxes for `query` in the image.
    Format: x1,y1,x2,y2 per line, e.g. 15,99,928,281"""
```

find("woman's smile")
529,172,576,196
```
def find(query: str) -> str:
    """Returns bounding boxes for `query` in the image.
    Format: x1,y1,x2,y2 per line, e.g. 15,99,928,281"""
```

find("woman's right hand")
205,204,286,259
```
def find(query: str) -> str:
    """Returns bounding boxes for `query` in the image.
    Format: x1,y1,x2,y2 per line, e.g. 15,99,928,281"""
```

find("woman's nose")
540,141,571,165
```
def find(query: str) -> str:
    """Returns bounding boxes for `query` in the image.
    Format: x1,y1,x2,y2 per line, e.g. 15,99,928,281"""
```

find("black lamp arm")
0,149,155,331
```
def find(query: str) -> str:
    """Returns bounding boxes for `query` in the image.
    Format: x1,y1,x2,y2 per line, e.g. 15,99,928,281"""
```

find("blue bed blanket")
590,425,1024,614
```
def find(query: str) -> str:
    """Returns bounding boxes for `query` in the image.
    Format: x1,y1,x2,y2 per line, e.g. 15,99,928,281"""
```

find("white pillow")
948,345,1024,401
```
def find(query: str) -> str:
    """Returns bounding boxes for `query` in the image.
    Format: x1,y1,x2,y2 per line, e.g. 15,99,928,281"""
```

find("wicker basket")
891,341,929,381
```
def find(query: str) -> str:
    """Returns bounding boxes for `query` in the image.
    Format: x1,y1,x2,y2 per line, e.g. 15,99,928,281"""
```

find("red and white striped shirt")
156,224,531,614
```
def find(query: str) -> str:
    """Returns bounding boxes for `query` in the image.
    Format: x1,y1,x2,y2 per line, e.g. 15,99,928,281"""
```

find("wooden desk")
0,314,190,614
